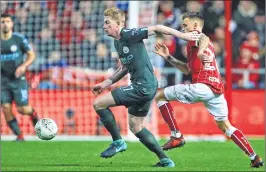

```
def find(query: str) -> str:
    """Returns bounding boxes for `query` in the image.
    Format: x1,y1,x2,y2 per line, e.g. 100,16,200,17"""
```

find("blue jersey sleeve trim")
13,32,26,39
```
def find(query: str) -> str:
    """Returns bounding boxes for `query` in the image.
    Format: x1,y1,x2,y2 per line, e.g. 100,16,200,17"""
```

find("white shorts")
164,83,228,121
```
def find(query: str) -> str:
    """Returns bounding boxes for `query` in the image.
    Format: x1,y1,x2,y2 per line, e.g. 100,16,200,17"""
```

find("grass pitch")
1,139,265,171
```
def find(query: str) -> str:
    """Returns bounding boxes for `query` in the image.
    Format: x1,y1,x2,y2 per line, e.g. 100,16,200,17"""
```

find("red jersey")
186,40,224,94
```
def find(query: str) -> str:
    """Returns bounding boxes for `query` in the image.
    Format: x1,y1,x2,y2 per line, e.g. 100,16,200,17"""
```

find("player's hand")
153,43,170,59
15,65,27,78
92,80,112,95
92,83,104,95
181,31,201,41
198,51,213,63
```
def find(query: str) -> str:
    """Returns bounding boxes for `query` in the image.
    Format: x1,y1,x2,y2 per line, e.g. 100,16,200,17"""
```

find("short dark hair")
1,13,13,21
182,12,204,26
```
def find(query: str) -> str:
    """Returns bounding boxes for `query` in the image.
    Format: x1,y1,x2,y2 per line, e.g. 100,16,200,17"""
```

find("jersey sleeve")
20,36,32,53
121,27,148,43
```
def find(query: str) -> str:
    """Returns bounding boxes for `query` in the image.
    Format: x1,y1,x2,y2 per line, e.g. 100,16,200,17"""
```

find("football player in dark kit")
1,14,39,141
92,7,203,167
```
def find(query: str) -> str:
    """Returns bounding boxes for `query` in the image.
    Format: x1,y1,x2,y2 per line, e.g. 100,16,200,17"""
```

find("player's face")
103,16,119,37
182,18,195,33
1,17,13,34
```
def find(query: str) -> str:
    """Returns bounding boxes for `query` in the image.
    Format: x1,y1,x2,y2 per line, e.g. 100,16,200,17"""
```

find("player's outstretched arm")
15,50,36,78
92,65,129,95
153,43,190,75
148,25,200,41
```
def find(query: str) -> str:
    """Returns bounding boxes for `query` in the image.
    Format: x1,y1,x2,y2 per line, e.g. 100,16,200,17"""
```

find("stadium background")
1,1,265,140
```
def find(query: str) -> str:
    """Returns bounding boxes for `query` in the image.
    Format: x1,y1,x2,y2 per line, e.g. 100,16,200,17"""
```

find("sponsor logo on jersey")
123,46,129,54
10,45,18,52
120,55,133,65
1,53,20,61
208,76,220,83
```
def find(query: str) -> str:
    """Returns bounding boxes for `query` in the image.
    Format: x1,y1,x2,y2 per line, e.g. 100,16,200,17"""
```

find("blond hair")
104,7,125,24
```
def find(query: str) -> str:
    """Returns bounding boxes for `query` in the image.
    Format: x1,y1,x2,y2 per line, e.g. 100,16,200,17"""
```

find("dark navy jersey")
1,32,32,78
114,27,157,86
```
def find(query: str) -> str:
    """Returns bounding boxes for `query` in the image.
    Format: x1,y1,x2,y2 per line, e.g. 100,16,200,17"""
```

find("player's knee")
129,122,143,134
93,99,107,110
129,125,143,134
17,106,32,115
1,104,12,114
155,92,162,102
155,90,165,102
215,119,232,133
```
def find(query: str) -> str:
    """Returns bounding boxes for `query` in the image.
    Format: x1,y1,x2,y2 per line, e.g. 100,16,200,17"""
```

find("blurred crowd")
1,0,265,89
2,1,117,70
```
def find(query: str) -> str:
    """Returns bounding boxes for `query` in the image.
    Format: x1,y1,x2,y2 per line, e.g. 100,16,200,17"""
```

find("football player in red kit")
153,12,264,168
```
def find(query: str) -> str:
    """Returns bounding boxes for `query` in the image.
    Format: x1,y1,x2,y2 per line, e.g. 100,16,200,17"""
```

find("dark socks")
135,127,167,160
96,109,122,141
29,108,38,126
7,118,21,135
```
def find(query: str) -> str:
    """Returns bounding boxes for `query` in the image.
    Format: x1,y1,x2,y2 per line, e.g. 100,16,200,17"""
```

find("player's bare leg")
129,114,174,167
17,105,39,126
2,103,24,141
155,90,185,151
216,119,264,168
93,92,126,158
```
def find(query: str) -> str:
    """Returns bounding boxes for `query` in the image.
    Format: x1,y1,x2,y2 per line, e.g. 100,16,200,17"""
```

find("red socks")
226,126,256,159
157,101,181,137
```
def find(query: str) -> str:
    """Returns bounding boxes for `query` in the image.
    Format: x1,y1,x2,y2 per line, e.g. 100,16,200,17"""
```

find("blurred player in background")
92,7,203,167
1,14,39,141
153,12,264,168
